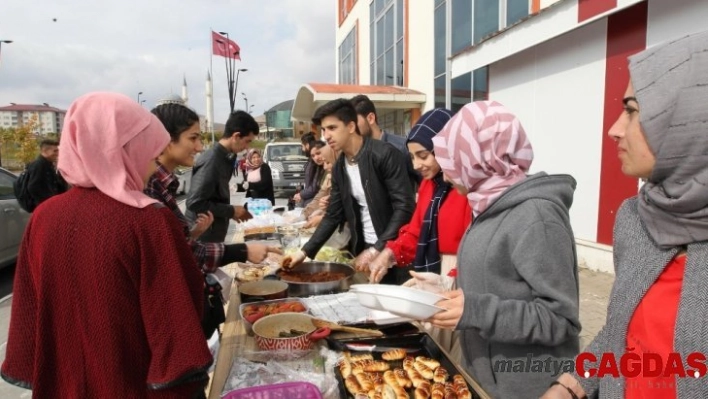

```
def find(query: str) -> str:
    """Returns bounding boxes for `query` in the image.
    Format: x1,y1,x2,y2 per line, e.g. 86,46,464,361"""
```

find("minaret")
205,71,214,136
181,75,188,105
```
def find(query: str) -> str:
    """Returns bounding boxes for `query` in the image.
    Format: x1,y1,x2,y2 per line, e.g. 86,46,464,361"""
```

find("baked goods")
382,348,407,361
433,366,449,383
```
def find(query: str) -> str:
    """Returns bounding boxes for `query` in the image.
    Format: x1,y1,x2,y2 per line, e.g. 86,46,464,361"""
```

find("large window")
338,26,357,84
370,0,404,86
451,72,471,113
449,0,530,50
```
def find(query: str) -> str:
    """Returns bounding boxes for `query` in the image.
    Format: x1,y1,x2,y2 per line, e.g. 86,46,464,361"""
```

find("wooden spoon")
311,318,383,336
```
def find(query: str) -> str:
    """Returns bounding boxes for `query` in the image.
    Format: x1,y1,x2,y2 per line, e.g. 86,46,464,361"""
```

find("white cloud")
0,0,335,123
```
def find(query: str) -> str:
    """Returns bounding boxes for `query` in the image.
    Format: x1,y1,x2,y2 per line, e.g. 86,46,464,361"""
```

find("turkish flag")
212,31,241,60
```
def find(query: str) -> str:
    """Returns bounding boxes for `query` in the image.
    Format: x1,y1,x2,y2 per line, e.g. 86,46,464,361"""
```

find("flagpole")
209,28,215,146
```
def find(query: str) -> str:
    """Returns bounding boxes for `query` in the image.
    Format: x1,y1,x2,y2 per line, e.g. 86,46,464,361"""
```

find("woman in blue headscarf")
367,108,472,362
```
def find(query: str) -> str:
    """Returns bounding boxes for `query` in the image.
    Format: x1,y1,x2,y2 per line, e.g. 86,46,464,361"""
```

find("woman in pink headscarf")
1,92,212,398
426,101,580,399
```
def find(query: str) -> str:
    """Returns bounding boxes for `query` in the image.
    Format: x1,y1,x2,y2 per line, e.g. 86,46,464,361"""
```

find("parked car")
262,141,308,196
0,167,31,268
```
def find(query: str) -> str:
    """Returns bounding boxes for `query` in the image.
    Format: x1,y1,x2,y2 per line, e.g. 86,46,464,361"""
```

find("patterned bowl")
252,312,330,351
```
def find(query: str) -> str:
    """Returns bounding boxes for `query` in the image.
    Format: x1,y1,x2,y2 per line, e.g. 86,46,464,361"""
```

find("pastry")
382,348,407,361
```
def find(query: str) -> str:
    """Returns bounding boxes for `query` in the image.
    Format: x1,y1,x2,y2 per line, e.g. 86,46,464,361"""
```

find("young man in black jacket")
285,99,416,284
25,139,69,210
186,111,257,243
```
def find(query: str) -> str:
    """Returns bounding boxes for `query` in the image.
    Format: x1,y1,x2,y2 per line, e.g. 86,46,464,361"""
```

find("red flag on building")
212,31,241,60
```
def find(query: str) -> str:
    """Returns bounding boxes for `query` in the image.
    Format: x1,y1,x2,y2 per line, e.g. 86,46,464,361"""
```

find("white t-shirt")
345,162,377,245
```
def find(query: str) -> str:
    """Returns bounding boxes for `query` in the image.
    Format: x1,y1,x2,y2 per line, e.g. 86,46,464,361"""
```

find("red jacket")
386,178,472,267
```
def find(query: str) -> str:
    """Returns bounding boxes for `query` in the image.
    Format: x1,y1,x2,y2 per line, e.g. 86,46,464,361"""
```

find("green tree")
13,115,41,168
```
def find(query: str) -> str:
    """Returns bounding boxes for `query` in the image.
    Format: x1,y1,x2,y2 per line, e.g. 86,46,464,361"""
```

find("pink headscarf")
432,101,534,217
58,92,170,208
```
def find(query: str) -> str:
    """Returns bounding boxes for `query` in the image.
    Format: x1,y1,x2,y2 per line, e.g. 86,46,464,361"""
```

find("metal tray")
327,332,485,399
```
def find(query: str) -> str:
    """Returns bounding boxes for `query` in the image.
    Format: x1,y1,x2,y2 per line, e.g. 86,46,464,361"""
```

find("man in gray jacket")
186,111,257,243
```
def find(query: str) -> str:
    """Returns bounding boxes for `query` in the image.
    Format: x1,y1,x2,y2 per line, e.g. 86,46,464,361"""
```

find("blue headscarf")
407,108,454,273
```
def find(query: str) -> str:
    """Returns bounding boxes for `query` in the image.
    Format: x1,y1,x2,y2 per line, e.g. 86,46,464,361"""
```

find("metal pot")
243,232,283,243
252,312,330,351
277,262,355,297
239,280,289,303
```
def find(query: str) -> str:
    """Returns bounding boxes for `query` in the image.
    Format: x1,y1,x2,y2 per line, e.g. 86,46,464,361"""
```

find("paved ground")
577,268,614,350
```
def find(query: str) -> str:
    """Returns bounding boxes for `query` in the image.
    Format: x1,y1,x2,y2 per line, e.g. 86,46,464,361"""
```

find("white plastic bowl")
373,293,445,320
372,284,448,306
351,288,385,311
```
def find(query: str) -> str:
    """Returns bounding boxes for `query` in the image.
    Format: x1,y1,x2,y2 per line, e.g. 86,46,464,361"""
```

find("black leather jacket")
186,144,235,243
302,137,415,257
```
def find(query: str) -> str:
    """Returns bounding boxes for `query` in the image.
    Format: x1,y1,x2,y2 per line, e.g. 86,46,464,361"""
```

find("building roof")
155,94,186,106
267,99,295,113
291,83,426,121
0,104,66,113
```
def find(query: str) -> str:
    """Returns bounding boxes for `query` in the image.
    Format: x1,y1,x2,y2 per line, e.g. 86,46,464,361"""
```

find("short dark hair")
40,139,59,150
151,103,200,142
224,110,259,139
350,94,378,124
301,132,316,145
311,140,326,150
312,99,359,132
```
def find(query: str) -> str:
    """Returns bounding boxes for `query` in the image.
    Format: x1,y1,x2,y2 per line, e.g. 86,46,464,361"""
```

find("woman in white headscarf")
543,30,708,399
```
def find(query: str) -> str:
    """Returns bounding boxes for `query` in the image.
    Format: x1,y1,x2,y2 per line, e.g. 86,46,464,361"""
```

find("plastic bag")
222,343,340,399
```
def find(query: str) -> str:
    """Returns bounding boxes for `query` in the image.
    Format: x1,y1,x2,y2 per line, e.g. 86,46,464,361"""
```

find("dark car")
0,167,31,268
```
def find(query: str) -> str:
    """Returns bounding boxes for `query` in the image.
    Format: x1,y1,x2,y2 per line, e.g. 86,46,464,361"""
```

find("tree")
12,115,41,168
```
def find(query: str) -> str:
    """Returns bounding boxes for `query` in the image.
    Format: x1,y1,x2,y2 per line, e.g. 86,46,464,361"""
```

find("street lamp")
249,104,255,114
140,99,146,107
137,91,143,103
217,31,247,114
234,69,247,111
242,92,248,111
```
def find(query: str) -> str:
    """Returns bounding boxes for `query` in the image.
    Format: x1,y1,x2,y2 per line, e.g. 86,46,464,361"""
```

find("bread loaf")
433,366,449,383
415,356,441,371
345,374,364,395
382,348,407,361
394,368,412,388
413,361,435,380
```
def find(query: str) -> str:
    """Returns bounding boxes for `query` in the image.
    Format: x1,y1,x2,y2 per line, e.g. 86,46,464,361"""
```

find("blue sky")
0,0,335,122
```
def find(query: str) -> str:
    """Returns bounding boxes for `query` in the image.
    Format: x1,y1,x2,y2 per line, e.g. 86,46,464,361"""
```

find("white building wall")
406,0,436,111
335,2,370,84
489,20,608,242
646,0,708,47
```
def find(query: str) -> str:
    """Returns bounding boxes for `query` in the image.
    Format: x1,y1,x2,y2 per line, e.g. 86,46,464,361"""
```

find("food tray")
239,298,310,336
328,333,484,399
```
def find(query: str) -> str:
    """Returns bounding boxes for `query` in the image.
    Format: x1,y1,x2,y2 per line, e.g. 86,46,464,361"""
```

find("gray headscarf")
629,30,708,248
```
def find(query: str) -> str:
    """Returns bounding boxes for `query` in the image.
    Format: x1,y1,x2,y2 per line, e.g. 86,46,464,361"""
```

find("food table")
207,269,491,399
206,228,490,398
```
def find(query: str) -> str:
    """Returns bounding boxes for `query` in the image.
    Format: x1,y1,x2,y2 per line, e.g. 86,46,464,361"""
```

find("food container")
252,312,331,351
329,332,487,399
239,298,310,336
238,280,288,304
277,262,355,297
223,381,323,399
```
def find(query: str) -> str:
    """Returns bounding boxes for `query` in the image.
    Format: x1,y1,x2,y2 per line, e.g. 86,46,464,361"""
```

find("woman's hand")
402,271,445,293
539,374,587,399
190,211,214,238
369,248,395,283
353,248,379,272
246,244,282,264
428,289,465,329
319,195,330,210
304,214,324,229
293,193,302,202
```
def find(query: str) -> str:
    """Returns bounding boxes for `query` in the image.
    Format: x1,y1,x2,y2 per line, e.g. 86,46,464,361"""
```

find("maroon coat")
1,188,212,398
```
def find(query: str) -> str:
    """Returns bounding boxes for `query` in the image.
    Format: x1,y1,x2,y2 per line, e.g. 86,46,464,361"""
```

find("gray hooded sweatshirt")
456,172,581,399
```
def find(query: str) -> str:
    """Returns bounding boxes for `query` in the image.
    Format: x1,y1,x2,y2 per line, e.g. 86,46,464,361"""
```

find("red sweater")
386,179,472,267
625,255,685,399
1,188,212,398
